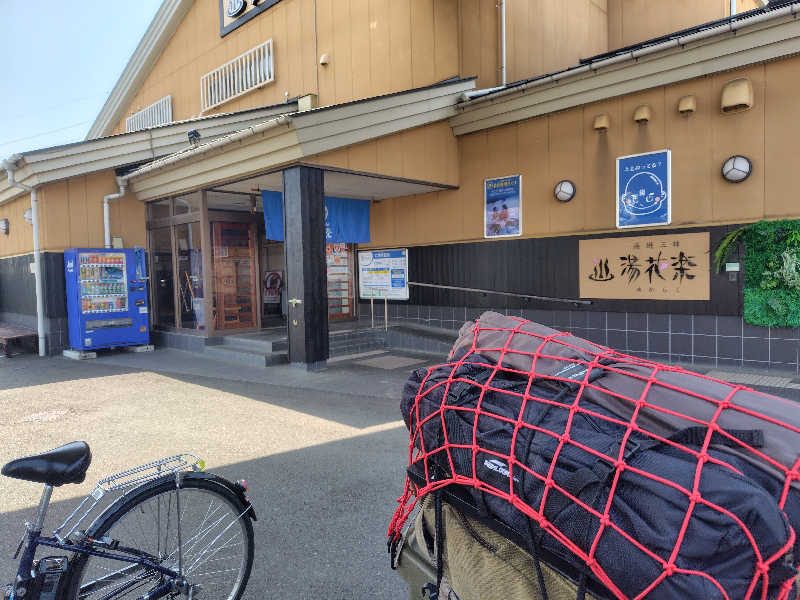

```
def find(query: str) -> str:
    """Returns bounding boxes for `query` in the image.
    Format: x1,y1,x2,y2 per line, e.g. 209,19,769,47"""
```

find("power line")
0,120,92,148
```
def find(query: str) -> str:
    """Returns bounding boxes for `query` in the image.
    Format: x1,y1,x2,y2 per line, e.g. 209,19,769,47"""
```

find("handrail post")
385,297,388,331
370,298,374,329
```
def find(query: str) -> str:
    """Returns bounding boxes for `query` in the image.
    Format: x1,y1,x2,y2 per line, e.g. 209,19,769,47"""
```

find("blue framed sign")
485,175,522,238
616,150,671,229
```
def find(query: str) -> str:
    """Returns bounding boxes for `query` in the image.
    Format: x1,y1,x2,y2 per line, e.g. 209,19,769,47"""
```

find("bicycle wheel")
64,472,254,600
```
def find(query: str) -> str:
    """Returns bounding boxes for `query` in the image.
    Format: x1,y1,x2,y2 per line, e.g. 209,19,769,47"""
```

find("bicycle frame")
9,484,180,600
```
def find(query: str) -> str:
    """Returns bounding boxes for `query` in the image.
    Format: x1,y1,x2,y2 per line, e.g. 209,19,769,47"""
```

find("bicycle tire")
62,472,254,600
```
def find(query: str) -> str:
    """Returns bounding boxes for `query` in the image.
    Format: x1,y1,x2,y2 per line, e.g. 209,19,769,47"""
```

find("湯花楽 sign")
616,150,671,229
358,249,409,300
579,232,709,300
485,175,522,238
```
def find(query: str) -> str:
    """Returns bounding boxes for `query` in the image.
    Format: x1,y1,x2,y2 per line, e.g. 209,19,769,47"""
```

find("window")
200,40,274,112
125,96,172,132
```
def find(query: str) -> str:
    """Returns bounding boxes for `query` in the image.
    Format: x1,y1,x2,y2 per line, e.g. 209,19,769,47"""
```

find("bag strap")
667,427,764,449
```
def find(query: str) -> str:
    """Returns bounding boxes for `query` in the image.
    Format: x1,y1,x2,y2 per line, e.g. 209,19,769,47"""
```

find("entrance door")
326,243,355,320
212,222,258,329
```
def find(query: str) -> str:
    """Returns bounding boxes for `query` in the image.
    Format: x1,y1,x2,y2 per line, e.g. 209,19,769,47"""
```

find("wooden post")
283,166,328,368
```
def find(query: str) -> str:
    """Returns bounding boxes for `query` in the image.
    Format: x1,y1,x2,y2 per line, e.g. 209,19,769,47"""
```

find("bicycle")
1,441,255,600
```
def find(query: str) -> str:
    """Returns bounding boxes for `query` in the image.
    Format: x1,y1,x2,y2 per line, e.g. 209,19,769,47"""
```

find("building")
3,0,799,371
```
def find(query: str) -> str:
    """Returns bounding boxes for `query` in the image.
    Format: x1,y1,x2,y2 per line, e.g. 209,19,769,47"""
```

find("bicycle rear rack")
53,454,204,542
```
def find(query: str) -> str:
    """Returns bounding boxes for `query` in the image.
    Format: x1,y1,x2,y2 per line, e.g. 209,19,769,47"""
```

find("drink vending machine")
64,248,150,351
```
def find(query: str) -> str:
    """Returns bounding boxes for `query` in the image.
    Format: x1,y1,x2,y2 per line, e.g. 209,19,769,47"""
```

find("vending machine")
64,248,150,351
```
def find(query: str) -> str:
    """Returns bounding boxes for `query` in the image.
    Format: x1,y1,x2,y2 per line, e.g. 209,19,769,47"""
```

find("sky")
0,0,164,159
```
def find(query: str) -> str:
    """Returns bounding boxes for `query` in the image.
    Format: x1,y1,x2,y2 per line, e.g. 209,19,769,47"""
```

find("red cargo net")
388,316,800,600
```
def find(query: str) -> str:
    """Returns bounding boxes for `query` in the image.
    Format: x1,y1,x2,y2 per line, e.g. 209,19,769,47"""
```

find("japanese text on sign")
358,249,409,300
579,232,709,300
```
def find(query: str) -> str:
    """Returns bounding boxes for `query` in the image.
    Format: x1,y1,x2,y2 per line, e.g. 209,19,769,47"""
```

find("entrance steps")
152,321,457,367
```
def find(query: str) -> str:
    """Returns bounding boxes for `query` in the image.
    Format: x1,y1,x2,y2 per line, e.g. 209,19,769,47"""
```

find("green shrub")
715,219,800,327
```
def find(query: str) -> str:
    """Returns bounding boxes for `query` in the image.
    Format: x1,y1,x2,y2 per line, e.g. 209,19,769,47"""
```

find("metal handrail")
407,282,592,306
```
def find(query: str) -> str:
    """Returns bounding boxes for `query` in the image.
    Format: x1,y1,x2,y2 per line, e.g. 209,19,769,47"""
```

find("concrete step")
203,345,287,368
221,335,285,353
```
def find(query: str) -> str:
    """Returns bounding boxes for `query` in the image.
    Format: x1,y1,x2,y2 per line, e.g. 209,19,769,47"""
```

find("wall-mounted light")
593,114,610,132
0,219,8,235
721,155,752,183
319,53,330,66
554,180,576,202
23,208,32,225
633,105,651,124
678,95,697,115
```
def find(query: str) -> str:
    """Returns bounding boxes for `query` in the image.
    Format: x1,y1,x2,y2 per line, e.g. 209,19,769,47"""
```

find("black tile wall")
358,303,800,373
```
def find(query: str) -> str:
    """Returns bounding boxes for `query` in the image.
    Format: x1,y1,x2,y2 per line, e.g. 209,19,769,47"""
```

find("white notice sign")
358,249,409,300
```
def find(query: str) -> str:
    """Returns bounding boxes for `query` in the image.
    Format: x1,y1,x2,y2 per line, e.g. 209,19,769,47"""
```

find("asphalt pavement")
1,347,798,599
0,348,439,599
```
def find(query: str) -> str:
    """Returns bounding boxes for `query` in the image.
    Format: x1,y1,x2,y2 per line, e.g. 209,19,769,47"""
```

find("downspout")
731,0,737,16
499,0,507,86
103,177,127,248
2,161,45,357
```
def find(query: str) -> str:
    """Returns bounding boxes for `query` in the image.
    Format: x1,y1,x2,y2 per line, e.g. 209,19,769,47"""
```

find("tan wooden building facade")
4,0,798,370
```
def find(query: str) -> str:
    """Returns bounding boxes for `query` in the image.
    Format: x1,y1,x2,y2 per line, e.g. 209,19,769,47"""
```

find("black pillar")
283,166,328,368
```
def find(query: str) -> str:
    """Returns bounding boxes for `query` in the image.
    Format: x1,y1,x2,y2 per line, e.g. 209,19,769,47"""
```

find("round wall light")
23,208,33,225
721,155,752,183
554,180,576,202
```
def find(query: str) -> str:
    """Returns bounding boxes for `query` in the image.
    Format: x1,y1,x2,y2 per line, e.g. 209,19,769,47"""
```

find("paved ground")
1,348,798,599
0,348,440,599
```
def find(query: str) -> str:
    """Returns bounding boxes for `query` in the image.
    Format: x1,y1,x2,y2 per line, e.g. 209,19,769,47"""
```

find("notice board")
358,249,409,300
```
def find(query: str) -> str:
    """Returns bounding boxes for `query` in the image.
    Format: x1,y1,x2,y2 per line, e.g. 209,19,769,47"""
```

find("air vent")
201,40,274,113
721,78,753,114
125,96,173,132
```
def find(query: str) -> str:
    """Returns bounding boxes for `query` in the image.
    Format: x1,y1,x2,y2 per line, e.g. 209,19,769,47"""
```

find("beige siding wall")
506,0,608,83
607,0,729,51
0,193,34,258
113,0,460,134
307,121,459,186
35,171,145,254
366,59,800,248
316,0,460,105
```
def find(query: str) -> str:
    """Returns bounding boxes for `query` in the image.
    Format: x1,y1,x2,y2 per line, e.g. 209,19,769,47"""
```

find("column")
282,166,328,368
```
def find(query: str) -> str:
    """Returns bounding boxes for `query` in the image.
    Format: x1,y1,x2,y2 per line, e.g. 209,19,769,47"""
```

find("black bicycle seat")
1,441,91,487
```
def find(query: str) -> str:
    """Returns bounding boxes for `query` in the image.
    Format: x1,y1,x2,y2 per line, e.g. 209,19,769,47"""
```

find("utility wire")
0,120,92,148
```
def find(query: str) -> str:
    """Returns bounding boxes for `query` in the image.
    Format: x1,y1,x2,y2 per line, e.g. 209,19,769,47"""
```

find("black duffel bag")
401,357,799,600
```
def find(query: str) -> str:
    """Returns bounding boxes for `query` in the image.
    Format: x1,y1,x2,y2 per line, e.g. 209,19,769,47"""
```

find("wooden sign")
579,232,710,300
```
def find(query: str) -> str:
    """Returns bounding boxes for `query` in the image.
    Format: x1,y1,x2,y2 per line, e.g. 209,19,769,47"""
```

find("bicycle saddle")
1,441,91,486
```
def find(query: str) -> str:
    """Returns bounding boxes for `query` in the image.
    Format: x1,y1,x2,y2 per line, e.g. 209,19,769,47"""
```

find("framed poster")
485,175,522,238
616,150,671,229
358,249,409,300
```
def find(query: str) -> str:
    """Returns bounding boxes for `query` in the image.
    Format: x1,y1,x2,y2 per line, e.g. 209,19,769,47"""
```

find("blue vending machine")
64,248,150,351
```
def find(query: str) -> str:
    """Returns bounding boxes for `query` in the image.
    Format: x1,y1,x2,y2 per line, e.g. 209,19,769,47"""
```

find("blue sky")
0,0,163,159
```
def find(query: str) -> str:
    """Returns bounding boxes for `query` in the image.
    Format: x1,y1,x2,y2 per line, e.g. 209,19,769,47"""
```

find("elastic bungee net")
388,315,800,600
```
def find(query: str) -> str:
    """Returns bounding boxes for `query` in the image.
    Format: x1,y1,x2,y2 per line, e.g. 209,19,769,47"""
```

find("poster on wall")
358,249,409,300
579,232,709,300
616,150,671,229
485,175,522,238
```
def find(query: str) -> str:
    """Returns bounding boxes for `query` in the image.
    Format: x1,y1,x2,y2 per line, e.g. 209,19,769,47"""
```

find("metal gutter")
121,115,293,182
460,1,800,108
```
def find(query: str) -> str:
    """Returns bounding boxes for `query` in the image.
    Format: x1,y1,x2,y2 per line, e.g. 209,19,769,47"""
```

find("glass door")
150,227,175,329
212,222,258,329
176,222,205,330
326,243,355,320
